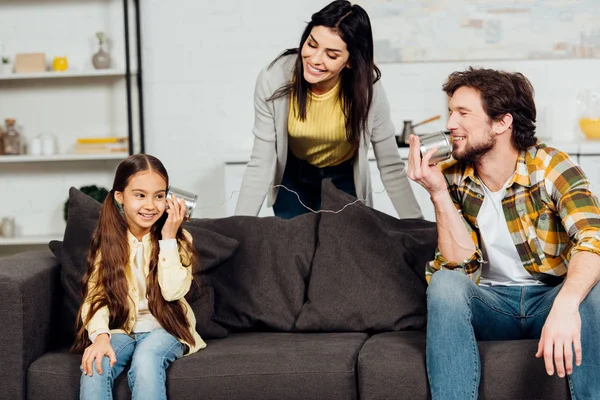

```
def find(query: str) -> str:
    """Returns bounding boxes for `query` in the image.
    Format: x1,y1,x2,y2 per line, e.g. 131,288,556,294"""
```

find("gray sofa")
0,182,570,400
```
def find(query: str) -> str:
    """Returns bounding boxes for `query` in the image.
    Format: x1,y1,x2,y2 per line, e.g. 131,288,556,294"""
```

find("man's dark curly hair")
442,67,538,151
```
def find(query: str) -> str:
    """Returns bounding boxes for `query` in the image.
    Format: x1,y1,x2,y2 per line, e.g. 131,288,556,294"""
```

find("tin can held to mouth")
419,131,453,165
166,186,198,220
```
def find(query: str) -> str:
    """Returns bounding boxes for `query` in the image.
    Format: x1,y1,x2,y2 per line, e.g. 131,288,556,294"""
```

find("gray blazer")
235,54,423,219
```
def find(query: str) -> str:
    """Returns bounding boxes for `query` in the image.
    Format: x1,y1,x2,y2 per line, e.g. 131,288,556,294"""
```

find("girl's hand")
162,194,187,239
81,334,116,376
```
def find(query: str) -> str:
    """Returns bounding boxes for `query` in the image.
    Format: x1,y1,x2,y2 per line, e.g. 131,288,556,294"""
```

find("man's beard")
453,131,496,163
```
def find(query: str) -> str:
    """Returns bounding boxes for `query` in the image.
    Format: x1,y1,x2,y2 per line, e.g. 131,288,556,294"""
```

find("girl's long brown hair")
72,154,197,353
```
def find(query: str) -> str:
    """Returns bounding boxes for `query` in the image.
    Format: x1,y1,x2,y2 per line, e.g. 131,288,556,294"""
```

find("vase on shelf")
2,118,21,155
92,31,111,70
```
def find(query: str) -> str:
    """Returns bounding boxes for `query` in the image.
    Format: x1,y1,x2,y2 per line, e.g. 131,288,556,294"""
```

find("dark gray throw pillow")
52,187,237,343
294,180,437,332
187,213,319,332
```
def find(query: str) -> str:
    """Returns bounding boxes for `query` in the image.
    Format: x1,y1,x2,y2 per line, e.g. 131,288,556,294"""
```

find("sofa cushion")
294,180,437,332
186,214,318,331
54,187,238,343
28,332,367,400
357,331,570,400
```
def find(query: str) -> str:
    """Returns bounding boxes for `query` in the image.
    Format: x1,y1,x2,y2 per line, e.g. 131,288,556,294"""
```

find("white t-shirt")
477,179,543,287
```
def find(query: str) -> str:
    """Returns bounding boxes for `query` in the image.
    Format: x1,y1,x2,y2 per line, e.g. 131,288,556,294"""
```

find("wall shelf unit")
0,0,144,256
0,69,129,81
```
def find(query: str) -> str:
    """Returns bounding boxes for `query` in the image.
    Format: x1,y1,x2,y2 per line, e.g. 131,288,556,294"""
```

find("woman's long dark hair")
73,154,197,353
269,0,380,146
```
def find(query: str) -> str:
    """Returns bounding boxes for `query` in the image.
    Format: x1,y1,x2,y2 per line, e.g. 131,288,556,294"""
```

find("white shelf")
0,69,127,81
0,234,62,246
0,153,129,163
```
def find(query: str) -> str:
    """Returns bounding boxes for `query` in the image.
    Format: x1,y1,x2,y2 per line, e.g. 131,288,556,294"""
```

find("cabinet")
0,0,144,256
576,155,600,197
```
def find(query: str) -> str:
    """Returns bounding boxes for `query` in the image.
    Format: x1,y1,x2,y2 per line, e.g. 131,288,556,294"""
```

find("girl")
73,154,205,400
235,0,422,219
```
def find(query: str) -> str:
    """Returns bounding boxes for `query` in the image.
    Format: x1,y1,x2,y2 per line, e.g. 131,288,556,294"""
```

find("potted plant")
1,56,12,74
63,185,109,221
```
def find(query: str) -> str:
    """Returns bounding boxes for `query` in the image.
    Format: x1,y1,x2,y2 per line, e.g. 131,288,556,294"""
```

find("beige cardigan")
235,54,422,219
82,230,206,355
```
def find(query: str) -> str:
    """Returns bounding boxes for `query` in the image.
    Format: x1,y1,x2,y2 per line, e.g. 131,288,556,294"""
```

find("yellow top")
287,80,356,167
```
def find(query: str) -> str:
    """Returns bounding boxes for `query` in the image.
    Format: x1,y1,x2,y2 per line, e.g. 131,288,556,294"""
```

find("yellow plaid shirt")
427,144,600,285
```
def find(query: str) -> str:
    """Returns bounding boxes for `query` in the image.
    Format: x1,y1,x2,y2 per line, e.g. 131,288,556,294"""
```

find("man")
408,67,600,399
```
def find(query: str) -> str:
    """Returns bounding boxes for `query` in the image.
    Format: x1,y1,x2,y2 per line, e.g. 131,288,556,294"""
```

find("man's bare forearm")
556,251,600,309
431,191,477,263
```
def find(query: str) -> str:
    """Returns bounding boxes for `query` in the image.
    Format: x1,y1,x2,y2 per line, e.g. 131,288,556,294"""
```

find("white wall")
1,0,598,258
140,0,600,218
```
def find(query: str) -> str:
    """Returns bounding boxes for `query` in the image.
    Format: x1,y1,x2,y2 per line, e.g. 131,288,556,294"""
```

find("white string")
195,184,388,214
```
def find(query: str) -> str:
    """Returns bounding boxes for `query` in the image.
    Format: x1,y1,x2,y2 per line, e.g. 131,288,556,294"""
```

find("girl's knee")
82,356,112,378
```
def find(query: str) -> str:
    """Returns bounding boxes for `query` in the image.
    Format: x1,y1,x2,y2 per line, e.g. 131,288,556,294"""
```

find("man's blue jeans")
80,328,184,400
426,270,600,400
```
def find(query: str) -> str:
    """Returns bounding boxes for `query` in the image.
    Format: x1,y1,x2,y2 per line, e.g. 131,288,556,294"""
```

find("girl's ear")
114,191,123,205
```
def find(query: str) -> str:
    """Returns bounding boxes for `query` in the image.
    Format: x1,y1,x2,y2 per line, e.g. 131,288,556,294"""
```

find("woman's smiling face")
301,25,350,95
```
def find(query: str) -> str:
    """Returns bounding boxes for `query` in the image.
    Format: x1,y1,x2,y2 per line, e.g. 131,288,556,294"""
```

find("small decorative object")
0,216,16,238
0,124,4,155
2,118,21,155
14,53,46,73
92,31,111,69
29,135,42,156
52,56,69,72
577,90,600,139
1,56,12,74
63,185,109,221
40,133,57,155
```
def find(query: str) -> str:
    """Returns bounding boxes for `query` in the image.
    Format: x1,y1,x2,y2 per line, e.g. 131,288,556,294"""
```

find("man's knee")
427,270,475,309
580,282,600,320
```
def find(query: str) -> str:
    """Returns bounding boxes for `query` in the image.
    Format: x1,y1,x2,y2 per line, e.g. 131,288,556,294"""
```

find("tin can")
166,186,198,220
419,131,453,165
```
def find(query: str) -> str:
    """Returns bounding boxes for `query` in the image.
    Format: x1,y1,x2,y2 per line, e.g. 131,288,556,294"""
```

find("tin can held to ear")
166,186,198,220
419,131,453,165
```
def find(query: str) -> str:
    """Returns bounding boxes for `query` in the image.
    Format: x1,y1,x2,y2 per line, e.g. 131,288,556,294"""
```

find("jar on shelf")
0,123,4,155
2,118,22,155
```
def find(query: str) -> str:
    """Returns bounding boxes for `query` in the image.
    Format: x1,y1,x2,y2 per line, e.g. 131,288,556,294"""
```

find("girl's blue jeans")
80,328,184,400
426,270,600,400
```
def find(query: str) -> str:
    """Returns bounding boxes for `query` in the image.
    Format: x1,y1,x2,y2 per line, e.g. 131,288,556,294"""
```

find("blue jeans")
426,270,600,400
80,328,184,400
273,151,357,219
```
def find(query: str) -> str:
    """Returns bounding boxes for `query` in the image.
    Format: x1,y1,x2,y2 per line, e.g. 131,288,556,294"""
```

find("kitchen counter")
224,138,598,164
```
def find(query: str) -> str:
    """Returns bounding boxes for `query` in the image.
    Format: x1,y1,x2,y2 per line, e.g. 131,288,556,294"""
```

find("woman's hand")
162,194,187,240
81,334,116,376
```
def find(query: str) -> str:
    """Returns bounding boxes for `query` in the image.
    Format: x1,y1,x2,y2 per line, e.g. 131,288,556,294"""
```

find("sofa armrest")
0,250,62,400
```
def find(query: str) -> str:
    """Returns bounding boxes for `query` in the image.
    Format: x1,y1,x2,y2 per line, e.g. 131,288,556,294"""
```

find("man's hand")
81,333,116,376
535,301,582,378
406,134,447,197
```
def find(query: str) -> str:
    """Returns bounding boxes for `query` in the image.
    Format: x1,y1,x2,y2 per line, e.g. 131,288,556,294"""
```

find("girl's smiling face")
114,170,167,239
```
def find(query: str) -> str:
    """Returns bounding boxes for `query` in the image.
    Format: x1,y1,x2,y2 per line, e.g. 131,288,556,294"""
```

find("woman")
235,0,422,219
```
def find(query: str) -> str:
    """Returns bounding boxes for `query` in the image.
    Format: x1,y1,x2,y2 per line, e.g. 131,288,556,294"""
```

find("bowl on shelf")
579,118,600,139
